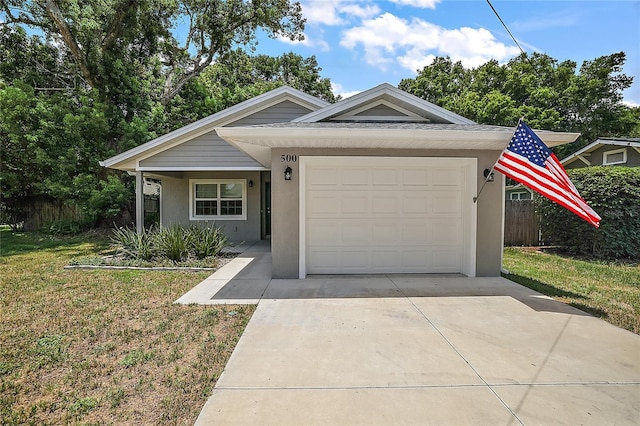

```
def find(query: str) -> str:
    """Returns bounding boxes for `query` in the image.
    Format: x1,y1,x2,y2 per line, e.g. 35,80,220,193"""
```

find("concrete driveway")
186,243,640,425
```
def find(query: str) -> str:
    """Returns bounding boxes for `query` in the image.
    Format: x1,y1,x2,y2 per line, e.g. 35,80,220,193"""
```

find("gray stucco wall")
158,171,263,242
271,148,504,278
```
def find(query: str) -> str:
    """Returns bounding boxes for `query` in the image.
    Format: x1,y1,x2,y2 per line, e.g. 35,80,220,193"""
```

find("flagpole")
473,118,523,204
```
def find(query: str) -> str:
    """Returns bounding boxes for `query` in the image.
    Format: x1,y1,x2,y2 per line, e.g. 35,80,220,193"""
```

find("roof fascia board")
137,166,268,172
101,86,328,168
293,83,475,125
216,126,579,148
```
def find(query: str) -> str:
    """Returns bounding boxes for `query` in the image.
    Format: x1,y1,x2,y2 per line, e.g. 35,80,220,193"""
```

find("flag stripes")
493,120,601,227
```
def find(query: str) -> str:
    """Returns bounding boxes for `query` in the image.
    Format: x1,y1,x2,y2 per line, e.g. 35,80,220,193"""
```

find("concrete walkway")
180,243,640,425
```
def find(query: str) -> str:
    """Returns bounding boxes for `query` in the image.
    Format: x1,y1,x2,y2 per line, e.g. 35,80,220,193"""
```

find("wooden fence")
504,200,540,246
23,200,84,231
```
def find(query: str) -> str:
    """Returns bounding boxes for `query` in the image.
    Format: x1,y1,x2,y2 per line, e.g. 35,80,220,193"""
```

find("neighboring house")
505,183,534,201
561,138,640,169
101,84,578,278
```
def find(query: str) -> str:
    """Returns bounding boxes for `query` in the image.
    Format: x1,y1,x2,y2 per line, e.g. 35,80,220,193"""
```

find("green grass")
0,228,255,425
503,247,640,334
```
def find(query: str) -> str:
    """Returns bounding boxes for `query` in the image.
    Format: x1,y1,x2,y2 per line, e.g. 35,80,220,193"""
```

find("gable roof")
561,138,640,166
100,86,329,171
293,83,475,124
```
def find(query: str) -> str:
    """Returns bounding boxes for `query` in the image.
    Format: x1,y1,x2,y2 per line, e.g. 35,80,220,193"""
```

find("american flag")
493,120,601,228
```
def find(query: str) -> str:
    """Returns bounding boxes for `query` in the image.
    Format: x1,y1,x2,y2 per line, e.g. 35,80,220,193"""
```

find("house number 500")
281,154,297,162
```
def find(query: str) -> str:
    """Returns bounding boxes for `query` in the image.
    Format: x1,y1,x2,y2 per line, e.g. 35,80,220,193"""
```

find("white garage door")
301,156,476,276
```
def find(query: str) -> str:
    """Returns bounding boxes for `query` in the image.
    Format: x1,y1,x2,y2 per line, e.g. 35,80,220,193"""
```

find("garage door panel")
433,168,462,187
372,223,400,243
342,223,369,242
308,167,338,186
403,195,429,214
432,193,461,214
402,169,429,186
342,196,369,214
372,168,399,186
342,250,370,268
372,195,400,214
304,157,471,275
342,169,369,185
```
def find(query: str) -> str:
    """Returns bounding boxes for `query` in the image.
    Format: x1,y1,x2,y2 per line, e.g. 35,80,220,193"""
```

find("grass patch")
0,228,255,425
503,247,640,334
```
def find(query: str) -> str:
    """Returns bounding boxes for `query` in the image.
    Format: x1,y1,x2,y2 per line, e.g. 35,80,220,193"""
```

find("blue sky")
253,0,640,104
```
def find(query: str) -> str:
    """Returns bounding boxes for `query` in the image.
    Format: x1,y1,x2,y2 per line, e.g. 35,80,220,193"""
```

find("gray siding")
140,133,262,168
159,171,263,242
230,100,313,126
140,100,313,169
351,104,408,117
565,145,640,169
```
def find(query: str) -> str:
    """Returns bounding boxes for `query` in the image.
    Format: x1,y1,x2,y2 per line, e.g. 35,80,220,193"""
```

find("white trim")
299,158,308,279
293,83,476,124
298,156,477,278
577,154,591,166
602,147,627,165
189,179,247,221
137,166,268,172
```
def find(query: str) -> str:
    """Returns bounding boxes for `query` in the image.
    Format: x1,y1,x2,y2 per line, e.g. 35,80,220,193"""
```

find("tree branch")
44,0,98,88
101,0,136,49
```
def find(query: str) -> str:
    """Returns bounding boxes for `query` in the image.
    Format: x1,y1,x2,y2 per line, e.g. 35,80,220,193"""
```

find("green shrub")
157,224,189,263
110,224,228,263
186,225,228,259
111,226,156,261
537,166,640,260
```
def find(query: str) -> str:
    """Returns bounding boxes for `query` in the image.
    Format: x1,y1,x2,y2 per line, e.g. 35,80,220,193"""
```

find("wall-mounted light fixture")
248,180,253,188
284,166,292,181
483,168,494,182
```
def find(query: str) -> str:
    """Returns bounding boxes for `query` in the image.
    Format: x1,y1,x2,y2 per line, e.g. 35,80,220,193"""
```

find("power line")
485,0,527,57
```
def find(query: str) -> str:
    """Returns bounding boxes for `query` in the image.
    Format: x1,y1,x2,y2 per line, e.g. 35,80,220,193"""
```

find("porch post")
135,171,144,233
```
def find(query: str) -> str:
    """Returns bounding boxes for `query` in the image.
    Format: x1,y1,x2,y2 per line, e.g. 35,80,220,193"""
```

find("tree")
1,0,305,114
399,52,638,157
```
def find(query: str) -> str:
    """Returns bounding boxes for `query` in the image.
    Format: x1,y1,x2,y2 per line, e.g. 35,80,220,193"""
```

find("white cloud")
301,1,381,26
623,99,640,108
339,3,381,19
331,82,361,99
389,0,441,9
340,13,521,72
302,1,346,26
277,33,330,52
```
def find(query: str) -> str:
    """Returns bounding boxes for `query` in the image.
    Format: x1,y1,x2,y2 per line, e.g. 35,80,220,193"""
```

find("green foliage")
185,226,228,260
111,226,156,261
157,224,189,263
537,167,640,260
110,224,228,263
399,52,639,158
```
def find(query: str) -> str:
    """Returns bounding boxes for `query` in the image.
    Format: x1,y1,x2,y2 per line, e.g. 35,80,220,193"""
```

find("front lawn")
503,247,640,334
0,228,255,425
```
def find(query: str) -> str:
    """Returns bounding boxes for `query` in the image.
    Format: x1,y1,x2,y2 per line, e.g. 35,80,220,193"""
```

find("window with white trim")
510,192,531,200
190,179,246,220
603,148,627,165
